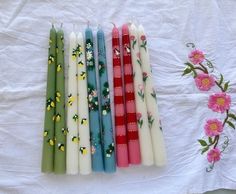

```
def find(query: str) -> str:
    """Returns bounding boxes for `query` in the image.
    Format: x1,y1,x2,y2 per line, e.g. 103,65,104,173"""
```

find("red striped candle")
122,24,141,164
112,24,129,167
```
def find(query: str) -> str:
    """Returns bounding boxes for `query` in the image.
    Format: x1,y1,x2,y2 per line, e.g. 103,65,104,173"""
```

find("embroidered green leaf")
228,113,236,121
219,74,224,85
198,139,207,146
226,121,235,129
208,137,213,144
201,146,209,154
223,81,230,92
182,67,192,76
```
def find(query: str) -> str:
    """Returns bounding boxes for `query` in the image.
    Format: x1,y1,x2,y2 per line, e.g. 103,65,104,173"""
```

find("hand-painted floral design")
208,93,231,113
102,101,111,115
72,114,78,122
207,148,221,163
188,49,205,65
147,112,154,128
142,72,148,82
194,73,215,91
130,35,136,49
102,82,110,99
204,119,223,137
88,84,98,111
105,142,115,158
98,61,105,76
86,39,95,70
182,43,236,172
136,112,143,128
136,52,142,66
140,35,147,51
137,84,144,101
151,88,157,101
46,98,55,111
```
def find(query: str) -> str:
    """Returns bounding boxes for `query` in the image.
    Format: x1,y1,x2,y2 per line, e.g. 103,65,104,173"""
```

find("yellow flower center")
194,54,200,59
202,78,210,86
210,123,217,131
216,97,225,106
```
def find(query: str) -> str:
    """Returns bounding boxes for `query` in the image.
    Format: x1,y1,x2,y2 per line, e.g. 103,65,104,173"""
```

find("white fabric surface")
0,0,236,194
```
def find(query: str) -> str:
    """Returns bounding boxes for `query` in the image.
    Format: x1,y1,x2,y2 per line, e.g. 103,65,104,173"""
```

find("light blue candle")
97,28,116,173
85,26,104,172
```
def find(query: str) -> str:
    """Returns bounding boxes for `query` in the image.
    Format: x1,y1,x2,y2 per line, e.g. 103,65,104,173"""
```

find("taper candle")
122,24,141,165
97,28,116,172
138,25,167,166
54,27,66,174
66,31,79,174
85,26,104,172
41,24,56,173
112,24,129,167
129,23,154,166
77,32,92,174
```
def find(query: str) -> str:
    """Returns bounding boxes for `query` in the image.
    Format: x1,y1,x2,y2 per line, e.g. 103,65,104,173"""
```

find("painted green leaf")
198,139,207,146
227,121,235,129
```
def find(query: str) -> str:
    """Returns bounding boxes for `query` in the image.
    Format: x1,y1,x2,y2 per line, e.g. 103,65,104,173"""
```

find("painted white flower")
86,43,91,49
86,51,92,60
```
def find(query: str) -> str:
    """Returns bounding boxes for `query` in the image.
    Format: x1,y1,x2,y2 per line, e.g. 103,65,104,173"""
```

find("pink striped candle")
112,24,129,167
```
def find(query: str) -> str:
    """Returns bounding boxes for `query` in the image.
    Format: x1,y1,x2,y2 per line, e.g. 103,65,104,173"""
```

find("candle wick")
98,23,101,30
87,20,90,28
111,22,116,28
73,23,75,31
60,23,63,28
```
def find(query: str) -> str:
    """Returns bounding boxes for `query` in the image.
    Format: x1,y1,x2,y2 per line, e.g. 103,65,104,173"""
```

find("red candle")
122,24,141,164
112,24,129,167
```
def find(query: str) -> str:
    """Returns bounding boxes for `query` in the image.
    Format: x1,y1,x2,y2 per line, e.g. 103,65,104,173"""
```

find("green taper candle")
41,24,57,173
54,27,66,174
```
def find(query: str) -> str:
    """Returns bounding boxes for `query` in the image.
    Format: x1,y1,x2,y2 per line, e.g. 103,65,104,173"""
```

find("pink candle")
112,24,129,167
122,24,141,164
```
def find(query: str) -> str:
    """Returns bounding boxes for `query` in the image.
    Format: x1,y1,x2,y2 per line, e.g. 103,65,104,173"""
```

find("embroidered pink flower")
130,35,135,41
140,35,146,41
194,73,215,91
207,148,221,163
204,119,223,137
189,50,205,64
208,93,231,113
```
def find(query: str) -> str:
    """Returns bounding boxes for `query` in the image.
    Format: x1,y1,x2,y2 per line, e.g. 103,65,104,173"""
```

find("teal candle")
54,27,66,174
85,26,104,172
41,25,57,173
97,28,116,173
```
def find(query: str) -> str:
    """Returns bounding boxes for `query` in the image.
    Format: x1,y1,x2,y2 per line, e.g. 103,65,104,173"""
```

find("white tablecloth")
0,0,236,193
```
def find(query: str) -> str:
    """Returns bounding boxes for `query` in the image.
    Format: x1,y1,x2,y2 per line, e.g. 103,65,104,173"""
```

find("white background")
0,0,236,194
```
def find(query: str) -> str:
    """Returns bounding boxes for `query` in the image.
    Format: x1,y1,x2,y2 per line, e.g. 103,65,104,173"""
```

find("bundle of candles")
41,22,167,175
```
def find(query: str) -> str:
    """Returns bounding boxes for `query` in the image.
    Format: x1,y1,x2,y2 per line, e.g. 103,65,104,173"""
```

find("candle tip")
87,20,90,28
111,22,116,28
98,23,102,30
60,23,63,28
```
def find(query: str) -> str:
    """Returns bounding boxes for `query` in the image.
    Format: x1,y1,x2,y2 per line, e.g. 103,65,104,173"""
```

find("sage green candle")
41,25,57,173
54,27,66,174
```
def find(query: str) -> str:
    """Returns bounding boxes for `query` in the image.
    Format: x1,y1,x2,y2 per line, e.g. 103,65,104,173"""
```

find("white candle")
66,32,79,174
77,32,92,174
138,25,167,166
129,23,154,166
